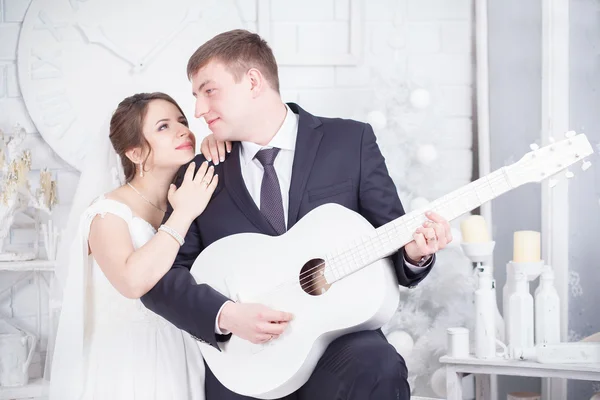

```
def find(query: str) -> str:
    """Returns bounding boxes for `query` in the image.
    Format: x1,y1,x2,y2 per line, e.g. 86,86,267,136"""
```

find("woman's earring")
139,163,144,178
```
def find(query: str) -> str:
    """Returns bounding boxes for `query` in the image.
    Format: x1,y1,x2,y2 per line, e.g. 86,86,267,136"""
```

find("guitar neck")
326,168,513,282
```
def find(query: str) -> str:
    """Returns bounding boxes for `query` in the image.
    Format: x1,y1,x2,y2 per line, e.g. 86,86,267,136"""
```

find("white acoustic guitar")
190,132,594,399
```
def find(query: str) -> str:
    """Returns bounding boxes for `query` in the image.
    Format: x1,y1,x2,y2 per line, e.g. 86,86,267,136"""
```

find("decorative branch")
0,124,59,259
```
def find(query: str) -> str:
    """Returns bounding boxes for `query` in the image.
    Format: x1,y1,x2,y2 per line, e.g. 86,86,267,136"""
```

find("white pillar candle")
460,215,491,243
513,231,541,262
507,392,540,400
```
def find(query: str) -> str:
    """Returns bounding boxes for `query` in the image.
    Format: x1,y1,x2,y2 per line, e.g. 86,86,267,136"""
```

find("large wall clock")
17,0,243,171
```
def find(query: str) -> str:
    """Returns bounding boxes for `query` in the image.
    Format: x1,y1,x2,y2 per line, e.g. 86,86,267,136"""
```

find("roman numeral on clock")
30,49,62,80
69,0,91,11
37,89,77,135
34,10,67,42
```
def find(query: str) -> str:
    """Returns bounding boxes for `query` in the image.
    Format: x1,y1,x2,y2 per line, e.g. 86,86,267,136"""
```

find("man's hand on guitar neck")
404,211,453,264
218,301,294,344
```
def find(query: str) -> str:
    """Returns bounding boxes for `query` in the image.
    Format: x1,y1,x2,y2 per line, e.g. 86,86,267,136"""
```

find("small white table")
440,355,600,400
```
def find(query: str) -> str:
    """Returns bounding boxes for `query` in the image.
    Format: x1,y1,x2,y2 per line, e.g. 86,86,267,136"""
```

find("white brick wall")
334,65,373,87
0,22,19,59
442,21,473,53
0,0,474,385
406,22,442,52
6,62,19,96
297,22,350,55
0,64,6,97
4,0,30,22
278,66,336,88
408,0,472,20
270,0,336,21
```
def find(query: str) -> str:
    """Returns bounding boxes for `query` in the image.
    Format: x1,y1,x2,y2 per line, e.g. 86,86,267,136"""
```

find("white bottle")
508,271,534,356
477,265,506,342
475,270,497,358
502,273,514,341
534,266,560,345
503,262,522,342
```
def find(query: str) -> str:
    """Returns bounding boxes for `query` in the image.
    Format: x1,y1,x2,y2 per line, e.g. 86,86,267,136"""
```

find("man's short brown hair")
187,29,280,93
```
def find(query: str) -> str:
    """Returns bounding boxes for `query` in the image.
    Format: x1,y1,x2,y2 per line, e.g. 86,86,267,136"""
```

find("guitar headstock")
505,132,594,188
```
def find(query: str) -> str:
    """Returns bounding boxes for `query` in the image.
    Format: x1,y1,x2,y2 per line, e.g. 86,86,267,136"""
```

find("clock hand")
132,6,203,73
76,23,138,67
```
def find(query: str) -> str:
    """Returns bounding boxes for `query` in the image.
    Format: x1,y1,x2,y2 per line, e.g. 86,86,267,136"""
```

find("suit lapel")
223,142,278,235
287,103,323,229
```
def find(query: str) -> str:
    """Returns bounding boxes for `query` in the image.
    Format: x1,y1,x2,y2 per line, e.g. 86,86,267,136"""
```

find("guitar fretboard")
325,168,513,282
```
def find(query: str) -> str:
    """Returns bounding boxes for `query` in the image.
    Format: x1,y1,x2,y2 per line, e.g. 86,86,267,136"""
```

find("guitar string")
239,145,578,301
290,148,583,292
262,173,510,294
243,147,582,302
291,173,508,289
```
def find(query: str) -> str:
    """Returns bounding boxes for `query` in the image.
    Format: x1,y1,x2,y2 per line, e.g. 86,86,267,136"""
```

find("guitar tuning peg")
565,170,574,178
565,130,576,138
582,160,592,171
548,178,558,188
530,143,540,151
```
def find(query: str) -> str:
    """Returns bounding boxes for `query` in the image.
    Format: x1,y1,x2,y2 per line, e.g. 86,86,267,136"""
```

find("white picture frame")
256,0,364,66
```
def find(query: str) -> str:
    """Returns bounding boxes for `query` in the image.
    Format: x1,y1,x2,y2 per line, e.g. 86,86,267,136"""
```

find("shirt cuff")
403,253,433,272
215,301,232,335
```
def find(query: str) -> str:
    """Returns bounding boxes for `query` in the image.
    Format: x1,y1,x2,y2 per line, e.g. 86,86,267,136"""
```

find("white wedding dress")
49,195,206,400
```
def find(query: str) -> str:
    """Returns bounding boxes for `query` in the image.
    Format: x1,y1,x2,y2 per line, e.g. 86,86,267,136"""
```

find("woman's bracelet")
158,224,185,246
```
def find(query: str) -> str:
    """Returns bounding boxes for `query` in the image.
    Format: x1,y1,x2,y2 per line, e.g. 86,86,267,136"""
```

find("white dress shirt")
214,104,425,334
238,104,298,227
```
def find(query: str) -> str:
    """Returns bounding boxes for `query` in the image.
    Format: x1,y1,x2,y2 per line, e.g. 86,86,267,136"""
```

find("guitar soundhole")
300,258,331,296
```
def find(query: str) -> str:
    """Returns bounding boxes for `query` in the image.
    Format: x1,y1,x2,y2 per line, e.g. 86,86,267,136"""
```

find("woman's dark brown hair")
109,92,187,183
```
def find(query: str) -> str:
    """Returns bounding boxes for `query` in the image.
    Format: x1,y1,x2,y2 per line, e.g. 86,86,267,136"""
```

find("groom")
141,29,452,399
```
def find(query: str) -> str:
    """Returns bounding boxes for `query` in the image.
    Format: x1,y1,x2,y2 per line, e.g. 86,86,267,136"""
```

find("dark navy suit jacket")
140,103,434,348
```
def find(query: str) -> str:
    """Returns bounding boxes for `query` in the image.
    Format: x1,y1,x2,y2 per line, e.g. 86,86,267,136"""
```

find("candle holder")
506,260,544,282
460,241,496,271
503,260,545,344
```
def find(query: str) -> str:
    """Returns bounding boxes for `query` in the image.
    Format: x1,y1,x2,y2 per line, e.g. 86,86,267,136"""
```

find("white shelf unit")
1,259,55,400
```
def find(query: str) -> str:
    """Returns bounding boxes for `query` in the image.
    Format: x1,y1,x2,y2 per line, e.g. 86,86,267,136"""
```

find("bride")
49,92,219,399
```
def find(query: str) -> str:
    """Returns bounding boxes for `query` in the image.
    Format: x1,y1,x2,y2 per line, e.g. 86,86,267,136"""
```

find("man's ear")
247,67,266,98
